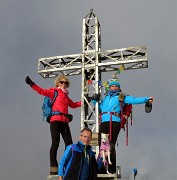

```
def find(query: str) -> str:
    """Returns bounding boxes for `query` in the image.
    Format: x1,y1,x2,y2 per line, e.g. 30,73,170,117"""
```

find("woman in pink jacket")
25,75,81,175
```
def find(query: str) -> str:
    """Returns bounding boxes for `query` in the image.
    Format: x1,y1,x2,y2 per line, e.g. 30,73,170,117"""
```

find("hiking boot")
50,166,58,175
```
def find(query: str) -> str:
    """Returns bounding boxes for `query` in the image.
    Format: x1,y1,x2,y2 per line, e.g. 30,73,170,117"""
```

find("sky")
0,0,176,180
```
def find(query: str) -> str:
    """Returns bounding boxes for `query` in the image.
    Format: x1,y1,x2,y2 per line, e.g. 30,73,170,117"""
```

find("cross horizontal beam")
38,46,147,78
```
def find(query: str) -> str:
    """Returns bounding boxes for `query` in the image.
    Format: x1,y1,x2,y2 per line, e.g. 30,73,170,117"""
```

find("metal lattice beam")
38,46,147,78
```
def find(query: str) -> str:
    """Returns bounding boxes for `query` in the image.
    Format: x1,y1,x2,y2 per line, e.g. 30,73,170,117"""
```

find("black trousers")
99,121,121,173
50,121,73,167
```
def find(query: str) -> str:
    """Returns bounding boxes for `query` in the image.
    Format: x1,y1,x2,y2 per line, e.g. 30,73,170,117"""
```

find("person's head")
108,79,120,91
54,75,70,89
80,127,92,146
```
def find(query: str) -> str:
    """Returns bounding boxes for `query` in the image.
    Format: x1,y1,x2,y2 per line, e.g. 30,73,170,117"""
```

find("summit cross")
38,9,148,150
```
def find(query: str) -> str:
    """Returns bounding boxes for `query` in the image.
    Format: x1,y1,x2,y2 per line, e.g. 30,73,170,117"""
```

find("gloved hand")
91,93,100,101
25,76,34,86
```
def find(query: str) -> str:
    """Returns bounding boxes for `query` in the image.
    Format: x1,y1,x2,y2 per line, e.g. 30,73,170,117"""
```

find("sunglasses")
60,81,69,85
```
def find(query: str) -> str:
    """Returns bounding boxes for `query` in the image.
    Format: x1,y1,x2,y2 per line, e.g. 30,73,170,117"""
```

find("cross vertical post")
81,10,101,134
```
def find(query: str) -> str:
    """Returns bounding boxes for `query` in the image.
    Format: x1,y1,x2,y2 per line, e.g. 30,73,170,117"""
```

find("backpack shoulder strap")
118,92,125,115
118,92,125,102
51,90,58,105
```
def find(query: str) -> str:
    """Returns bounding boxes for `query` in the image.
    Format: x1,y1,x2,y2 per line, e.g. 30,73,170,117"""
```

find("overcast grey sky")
0,0,176,180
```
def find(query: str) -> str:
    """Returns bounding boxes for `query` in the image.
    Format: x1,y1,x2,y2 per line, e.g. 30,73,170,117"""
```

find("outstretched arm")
124,95,154,105
25,76,54,98
68,98,81,108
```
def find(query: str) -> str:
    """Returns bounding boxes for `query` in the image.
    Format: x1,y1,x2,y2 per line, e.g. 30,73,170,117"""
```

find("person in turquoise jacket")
92,78,154,173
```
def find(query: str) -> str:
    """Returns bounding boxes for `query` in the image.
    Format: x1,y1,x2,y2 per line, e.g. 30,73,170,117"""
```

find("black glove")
66,114,73,122
91,93,100,101
25,76,34,86
145,101,152,113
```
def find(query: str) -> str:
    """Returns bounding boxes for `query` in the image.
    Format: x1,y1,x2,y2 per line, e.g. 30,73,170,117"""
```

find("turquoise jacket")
93,92,150,123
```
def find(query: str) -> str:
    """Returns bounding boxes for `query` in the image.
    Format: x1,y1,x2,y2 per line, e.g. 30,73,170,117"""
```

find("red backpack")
121,104,133,130
119,93,133,146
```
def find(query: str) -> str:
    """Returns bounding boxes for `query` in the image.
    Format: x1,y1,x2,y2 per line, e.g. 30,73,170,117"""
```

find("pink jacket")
100,141,110,152
31,84,81,123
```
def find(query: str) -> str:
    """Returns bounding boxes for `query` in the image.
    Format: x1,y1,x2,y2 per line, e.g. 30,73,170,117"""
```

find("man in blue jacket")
58,127,98,180
92,78,154,174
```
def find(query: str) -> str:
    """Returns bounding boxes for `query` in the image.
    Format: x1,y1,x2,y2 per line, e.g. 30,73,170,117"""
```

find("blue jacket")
58,141,98,180
93,92,150,123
